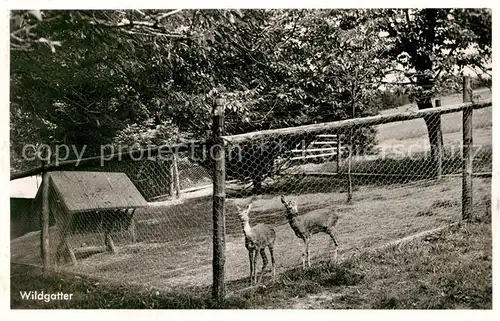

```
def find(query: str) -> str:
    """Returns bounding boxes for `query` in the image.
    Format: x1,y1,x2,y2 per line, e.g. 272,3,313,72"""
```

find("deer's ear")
247,204,252,212
280,196,286,204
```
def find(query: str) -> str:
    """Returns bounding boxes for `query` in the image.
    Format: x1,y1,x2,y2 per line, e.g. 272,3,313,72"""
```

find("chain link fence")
217,95,492,292
10,94,492,298
10,150,219,290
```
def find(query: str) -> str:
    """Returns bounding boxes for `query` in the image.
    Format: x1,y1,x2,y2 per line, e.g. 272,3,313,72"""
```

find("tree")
370,9,491,162
10,10,59,51
200,10,391,192
12,9,402,197
10,10,190,170
10,10,274,160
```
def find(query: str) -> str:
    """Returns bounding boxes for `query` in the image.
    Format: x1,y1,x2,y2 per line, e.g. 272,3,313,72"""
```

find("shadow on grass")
223,260,365,308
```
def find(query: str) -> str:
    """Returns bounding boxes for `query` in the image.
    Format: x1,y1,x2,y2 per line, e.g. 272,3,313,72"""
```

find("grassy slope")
376,89,491,143
11,215,491,309
261,218,492,309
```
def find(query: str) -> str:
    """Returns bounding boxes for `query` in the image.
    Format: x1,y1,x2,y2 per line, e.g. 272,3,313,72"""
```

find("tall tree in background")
371,8,491,160
10,9,389,176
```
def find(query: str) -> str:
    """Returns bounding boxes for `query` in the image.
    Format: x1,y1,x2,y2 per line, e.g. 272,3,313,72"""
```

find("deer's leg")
252,249,259,285
327,228,339,247
258,249,268,284
301,238,311,269
268,245,276,280
248,249,254,286
305,238,311,268
326,229,339,262
301,240,307,270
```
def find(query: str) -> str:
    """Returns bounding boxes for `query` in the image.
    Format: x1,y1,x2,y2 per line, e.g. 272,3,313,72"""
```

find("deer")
280,196,339,269
236,203,276,286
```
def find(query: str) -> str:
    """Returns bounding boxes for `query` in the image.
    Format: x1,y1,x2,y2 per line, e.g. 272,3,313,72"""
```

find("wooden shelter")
10,176,43,239
46,171,148,265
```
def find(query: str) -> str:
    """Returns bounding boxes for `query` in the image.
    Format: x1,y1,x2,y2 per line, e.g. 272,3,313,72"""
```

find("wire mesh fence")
220,104,492,287
10,149,221,290
10,93,492,299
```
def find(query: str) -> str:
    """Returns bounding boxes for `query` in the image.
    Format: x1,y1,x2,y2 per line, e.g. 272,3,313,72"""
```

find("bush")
375,89,412,111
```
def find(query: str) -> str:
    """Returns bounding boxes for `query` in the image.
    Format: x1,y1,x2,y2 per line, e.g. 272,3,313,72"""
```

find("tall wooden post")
434,99,443,179
347,101,355,204
336,133,342,174
40,150,51,271
129,209,137,244
212,98,226,307
172,153,180,198
169,157,174,198
105,231,116,253
301,139,306,163
346,137,353,204
462,76,473,221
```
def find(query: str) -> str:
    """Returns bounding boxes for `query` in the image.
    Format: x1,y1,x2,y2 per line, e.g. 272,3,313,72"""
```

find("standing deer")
280,196,339,269
236,203,276,286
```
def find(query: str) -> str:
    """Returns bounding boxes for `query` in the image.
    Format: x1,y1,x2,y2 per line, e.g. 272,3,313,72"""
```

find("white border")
0,0,498,9
0,4,10,319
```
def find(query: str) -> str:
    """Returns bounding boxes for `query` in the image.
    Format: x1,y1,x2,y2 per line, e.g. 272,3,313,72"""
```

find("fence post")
172,153,180,198
434,99,443,179
40,150,51,272
301,139,306,164
212,98,226,307
347,101,355,204
129,209,137,244
462,76,473,221
346,137,353,204
336,133,342,174
169,157,174,198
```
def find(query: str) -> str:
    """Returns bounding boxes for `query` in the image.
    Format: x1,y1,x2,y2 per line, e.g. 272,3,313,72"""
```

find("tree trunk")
418,97,444,167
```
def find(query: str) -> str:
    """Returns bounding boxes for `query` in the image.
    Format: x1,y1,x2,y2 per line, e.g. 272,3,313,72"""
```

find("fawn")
280,196,339,269
236,203,276,286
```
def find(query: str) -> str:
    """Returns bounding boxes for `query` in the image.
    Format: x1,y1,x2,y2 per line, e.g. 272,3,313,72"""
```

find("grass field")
10,176,491,292
294,88,492,180
11,214,491,309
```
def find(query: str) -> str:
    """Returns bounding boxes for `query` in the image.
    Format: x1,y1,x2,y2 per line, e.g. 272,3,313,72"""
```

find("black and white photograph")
2,3,496,312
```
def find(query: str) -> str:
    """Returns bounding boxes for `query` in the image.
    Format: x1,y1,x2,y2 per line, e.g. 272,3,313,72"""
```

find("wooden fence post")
336,133,342,174
40,149,51,272
169,157,174,198
347,101,355,204
212,98,226,307
346,135,353,204
434,99,443,179
301,139,307,164
172,153,180,198
462,76,473,221
129,209,137,244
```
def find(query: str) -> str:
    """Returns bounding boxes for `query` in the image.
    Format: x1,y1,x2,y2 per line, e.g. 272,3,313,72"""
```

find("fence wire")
10,103,492,294
220,105,491,287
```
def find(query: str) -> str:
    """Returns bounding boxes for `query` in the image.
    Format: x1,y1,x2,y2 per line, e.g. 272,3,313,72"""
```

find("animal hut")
45,171,148,265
